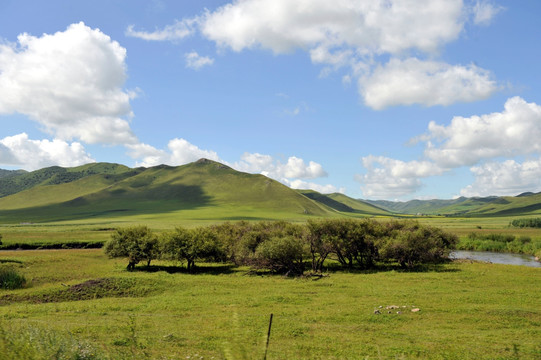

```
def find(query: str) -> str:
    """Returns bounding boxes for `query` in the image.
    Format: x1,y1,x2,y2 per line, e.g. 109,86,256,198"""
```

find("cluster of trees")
509,218,541,228
104,219,457,275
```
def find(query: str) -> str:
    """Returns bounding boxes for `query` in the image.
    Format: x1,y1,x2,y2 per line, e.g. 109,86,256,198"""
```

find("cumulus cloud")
125,19,196,41
200,0,464,55
196,0,500,108
472,0,504,26
129,138,220,167
423,97,541,167
283,179,344,194
356,156,444,199
184,51,214,70
361,58,498,109
235,152,327,179
357,97,541,198
0,22,138,145
0,133,94,171
461,159,541,197
127,0,499,108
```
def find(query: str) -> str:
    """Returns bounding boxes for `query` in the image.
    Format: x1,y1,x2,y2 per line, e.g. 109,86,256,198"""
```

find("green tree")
254,235,305,275
377,221,457,268
104,226,158,271
162,226,223,271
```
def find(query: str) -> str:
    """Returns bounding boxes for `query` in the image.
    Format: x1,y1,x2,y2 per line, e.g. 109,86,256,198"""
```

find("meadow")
1,244,540,359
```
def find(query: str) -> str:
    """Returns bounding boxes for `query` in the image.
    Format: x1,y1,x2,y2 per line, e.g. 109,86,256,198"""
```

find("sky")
1,0,541,201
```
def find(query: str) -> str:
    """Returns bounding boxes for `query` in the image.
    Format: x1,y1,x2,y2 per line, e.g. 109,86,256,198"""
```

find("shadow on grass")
135,263,237,275
0,259,23,264
320,261,461,274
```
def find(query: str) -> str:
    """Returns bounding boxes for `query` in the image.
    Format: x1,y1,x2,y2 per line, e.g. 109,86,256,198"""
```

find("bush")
0,267,27,290
254,236,305,275
104,226,158,271
161,226,224,271
377,221,457,268
510,218,541,228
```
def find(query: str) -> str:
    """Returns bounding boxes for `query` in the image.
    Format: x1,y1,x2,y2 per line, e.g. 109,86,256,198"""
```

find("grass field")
0,248,540,359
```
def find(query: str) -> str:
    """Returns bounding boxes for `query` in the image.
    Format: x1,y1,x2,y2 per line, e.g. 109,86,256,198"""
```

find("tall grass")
0,267,26,290
456,232,541,256
0,320,104,360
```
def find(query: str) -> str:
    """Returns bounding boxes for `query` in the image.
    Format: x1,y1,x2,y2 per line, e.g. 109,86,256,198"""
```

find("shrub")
510,218,541,228
377,221,457,268
0,267,27,290
254,236,305,275
161,226,224,271
104,226,158,271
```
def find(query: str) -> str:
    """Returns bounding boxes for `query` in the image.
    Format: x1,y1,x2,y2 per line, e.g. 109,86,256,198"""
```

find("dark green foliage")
307,219,381,271
0,267,27,290
0,233,2,246
104,226,158,270
255,236,305,275
510,217,541,228
376,221,458,269
109,220,458,275
161,226,224,271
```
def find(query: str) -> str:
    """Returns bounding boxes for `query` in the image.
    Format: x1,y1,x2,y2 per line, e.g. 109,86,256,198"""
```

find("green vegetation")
106,220,456,275
510,217,541,228
0,267,26,290
456,232,541,256
104,226,159,270
0,248,539,359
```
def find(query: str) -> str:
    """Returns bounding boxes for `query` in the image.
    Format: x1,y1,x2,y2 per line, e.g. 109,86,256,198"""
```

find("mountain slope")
299,190,390,216
0,159,334,223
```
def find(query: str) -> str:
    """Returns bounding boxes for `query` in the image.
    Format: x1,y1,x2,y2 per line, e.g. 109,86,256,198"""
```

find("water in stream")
450,250,541,268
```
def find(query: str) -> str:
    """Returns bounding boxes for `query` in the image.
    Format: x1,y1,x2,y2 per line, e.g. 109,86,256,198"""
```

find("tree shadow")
135,263,237,275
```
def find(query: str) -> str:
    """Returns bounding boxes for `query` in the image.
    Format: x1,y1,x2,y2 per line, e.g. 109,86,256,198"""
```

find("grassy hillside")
0,159,333,224
465,192,541,216
299,190,391,216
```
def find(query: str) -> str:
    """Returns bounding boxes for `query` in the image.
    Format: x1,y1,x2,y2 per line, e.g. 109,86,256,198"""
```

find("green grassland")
1,160,541,358
0,249,540,359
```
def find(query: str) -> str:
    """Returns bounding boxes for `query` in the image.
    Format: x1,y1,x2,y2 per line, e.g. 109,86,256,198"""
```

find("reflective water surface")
450,250,541,268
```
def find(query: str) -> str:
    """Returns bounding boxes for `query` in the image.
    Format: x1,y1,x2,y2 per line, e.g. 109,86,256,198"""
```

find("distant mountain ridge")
1,160,541,222
364,192,541,216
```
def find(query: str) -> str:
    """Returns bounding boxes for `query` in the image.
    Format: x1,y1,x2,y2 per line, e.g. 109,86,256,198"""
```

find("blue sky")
1,0,541,200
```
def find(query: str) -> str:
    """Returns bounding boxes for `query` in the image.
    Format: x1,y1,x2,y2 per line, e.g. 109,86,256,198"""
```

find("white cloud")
127,0,501,109
185,51,214,70
472,1,504,26
361,58,498,109
125,19,196,41
235,152,327,179
129,138,220,167
356,155,443,199
284,179,344,194
461,158,541,197
197,0,502,109
0,133,94,171
201,0,464,55
424,97,541,167
357,97,541,199
0,22,138,145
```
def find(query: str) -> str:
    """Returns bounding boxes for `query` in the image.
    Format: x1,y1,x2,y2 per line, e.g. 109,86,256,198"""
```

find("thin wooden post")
263,313,273,360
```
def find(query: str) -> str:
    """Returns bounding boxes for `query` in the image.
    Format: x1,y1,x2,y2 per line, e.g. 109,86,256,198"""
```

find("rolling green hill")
299,190,390,216
2,160,541,223
0,159,336,223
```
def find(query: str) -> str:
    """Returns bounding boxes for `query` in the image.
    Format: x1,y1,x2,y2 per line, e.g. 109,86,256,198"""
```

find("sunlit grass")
0,249,539,359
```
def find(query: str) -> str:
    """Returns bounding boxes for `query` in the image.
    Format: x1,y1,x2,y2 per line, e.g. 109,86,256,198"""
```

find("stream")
450,250,541,268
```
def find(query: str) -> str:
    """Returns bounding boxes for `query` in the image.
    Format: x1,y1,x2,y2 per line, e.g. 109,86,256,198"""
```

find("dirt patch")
0,277,155,305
